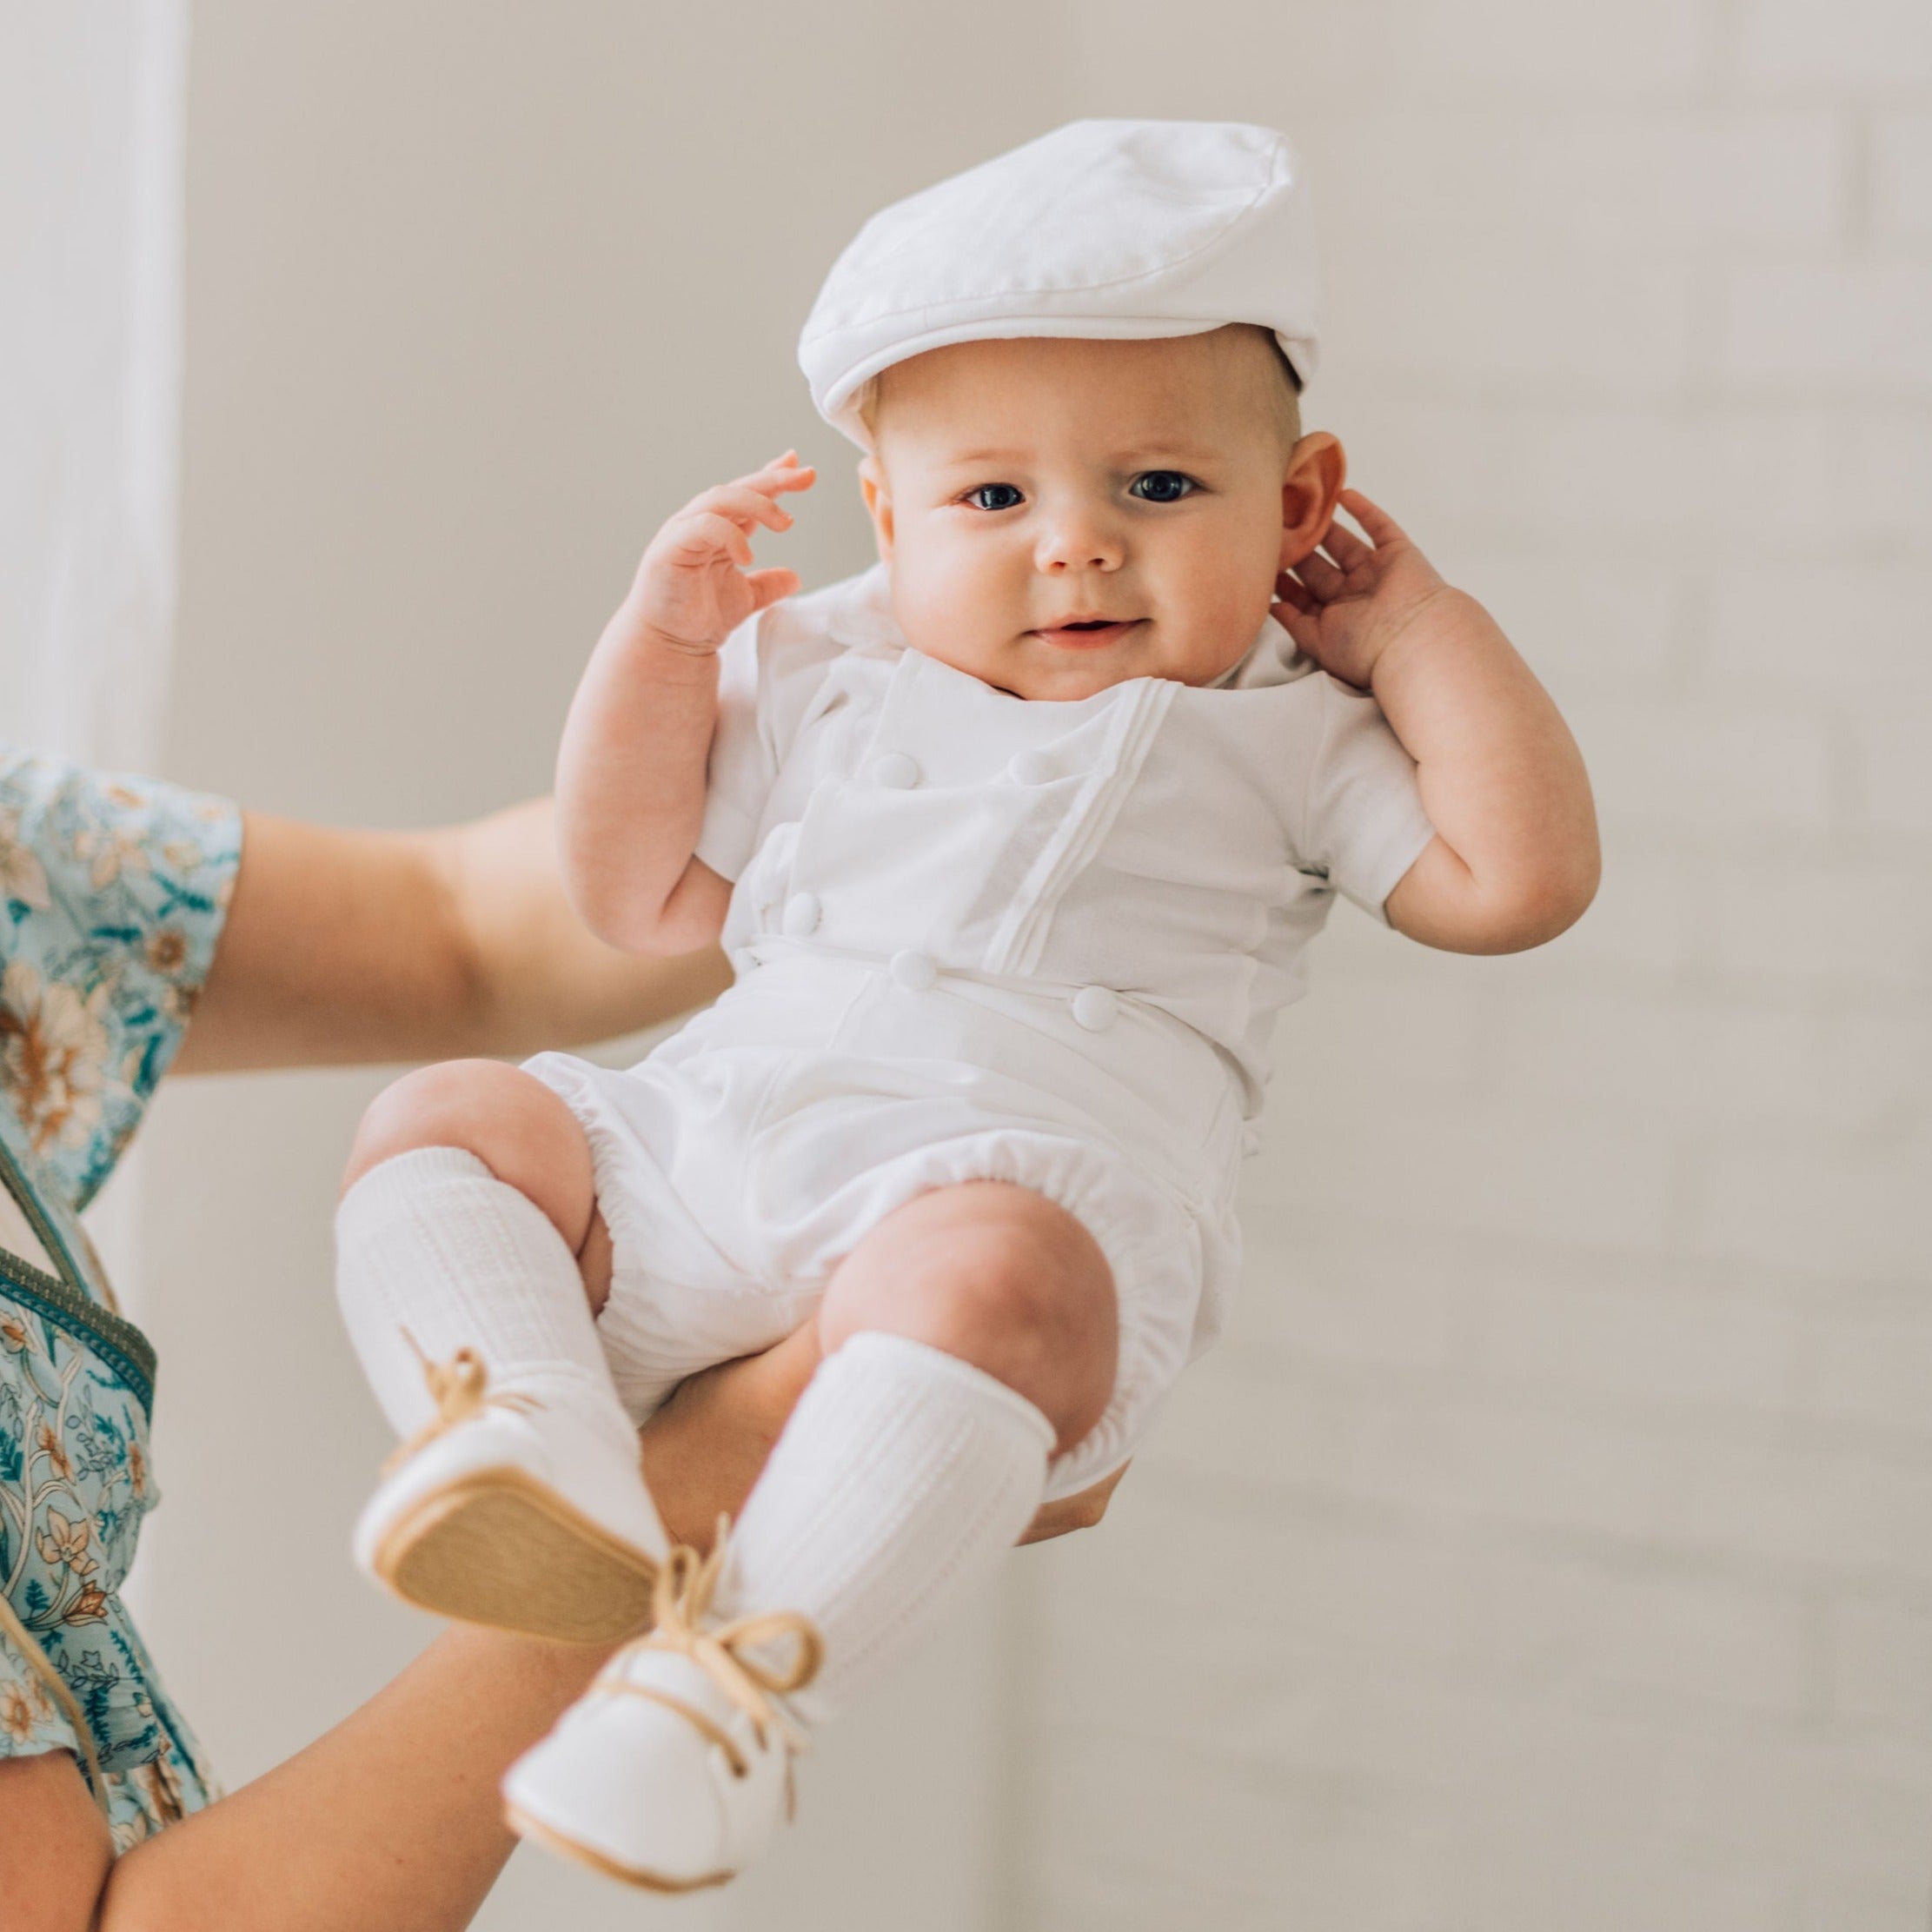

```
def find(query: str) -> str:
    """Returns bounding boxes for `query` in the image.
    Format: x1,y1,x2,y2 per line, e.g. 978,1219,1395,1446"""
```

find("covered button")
1071,986,1119,1032
890,949,939,991
781,892,822,937
873,751,921,788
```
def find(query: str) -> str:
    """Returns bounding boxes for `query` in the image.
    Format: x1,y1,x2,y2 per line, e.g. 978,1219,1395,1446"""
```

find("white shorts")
525,959,1242,1501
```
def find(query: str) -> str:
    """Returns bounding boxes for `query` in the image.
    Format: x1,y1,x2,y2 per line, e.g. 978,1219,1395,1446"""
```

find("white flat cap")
800,118,1318,445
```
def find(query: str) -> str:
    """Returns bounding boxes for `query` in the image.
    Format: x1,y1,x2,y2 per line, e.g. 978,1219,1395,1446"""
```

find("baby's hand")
623,454,816,655
1271,488,1463,692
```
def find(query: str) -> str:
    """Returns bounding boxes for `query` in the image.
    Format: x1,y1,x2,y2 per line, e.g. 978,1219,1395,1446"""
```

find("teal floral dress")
0,746,241,1849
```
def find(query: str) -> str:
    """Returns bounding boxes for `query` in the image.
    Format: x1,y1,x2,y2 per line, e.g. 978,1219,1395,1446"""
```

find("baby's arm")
556,454,814,954
1274,488,1599,953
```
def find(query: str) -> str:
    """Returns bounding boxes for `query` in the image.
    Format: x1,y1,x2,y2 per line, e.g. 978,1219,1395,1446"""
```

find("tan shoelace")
604,1518,823,1776
383,1331,540,1475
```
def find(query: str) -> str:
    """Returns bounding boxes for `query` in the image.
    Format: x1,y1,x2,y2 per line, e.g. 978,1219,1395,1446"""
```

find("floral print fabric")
0,745,239,1848
0,747,240,1212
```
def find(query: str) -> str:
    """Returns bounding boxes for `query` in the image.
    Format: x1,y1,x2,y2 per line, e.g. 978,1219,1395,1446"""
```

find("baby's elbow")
568,871,682,958
583,900,675,957
1492,846,1600,953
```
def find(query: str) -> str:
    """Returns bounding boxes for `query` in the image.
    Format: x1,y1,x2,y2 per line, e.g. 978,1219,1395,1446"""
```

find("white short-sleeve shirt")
696,566,1432,1118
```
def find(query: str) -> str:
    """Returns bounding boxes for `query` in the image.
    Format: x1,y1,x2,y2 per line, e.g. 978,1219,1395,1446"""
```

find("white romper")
528,567,1434,1499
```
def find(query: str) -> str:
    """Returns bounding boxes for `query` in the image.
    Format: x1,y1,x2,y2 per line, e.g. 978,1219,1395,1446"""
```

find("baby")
334,120,1597,1892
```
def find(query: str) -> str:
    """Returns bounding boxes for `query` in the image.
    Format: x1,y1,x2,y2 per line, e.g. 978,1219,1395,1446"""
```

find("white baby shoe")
503,1536,823,1893
355,1345,666,1645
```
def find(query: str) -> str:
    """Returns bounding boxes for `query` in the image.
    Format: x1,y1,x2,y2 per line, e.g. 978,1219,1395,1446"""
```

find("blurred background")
4,1,1929,1926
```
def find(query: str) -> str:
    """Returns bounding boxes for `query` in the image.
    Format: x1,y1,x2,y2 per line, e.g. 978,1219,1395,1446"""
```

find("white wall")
1017,4,1932,1929
137,2,1929,1928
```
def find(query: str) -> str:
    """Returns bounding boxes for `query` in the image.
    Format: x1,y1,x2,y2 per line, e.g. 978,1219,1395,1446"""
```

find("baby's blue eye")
966,483,1025,512
1128,470,1196,503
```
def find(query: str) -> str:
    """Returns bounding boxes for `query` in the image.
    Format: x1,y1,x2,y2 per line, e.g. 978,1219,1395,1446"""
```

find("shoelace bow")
383,1331,540,1474
626,1517,823,1764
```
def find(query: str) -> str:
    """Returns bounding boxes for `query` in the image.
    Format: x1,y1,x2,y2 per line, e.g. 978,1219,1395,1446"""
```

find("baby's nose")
1036,516,1124,573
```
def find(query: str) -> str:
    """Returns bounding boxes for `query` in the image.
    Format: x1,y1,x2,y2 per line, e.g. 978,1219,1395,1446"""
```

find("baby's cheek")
892,553,1003,668
1165,566,1274,673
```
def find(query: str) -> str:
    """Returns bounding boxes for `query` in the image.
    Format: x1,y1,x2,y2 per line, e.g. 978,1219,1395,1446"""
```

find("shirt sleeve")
1295,675,1436,922
0,747,242,1210
692,615,772,884
692,600,847,885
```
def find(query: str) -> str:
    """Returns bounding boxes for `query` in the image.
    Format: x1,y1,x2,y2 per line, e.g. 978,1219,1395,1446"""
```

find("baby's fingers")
733,452,819,501
687,482,799,537
1317,516,1371,570
1291,548,1346,600
1271,573,1318,617
1336,488,1408,548
664,508,756,568
744,567,802,613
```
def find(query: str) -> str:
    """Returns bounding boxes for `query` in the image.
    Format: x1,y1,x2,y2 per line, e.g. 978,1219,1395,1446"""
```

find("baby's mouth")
1032,618,1145,650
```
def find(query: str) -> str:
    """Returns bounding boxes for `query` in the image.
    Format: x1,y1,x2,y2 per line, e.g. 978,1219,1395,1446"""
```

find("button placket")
872,751,921,789
890,950,939,991
1071,986,1119,1032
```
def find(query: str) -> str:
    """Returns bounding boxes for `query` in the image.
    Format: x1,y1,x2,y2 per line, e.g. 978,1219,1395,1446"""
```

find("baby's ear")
858,455,895,562
1279,431,1345,571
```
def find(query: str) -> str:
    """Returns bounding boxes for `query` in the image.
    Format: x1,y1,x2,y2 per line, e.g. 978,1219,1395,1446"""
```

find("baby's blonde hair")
857,322,1302,455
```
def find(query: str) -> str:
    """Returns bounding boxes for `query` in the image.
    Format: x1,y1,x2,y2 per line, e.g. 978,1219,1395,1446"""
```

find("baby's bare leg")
816,1180,1119,1454
708,1180,1119,1721
345,1059,599,1266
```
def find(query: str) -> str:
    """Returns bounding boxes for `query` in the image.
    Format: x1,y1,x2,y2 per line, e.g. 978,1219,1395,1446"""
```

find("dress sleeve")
0,1623,83,1767
1292,675,1437,922
0,747,242,1211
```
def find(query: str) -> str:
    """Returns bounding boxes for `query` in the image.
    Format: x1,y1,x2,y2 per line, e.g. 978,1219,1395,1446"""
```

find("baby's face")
860,329,1331,702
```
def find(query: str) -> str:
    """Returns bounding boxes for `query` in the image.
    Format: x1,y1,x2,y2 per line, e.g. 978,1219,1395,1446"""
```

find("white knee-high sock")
713,1331,1054,1723
335,1147,640,1471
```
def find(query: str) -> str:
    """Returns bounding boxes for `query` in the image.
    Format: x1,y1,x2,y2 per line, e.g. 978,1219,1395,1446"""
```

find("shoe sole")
369,1467,658,1645
505,1802,733,1893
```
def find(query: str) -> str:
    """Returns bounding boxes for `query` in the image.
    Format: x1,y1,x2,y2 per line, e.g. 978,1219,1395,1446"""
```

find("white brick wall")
1023,2,1932,1925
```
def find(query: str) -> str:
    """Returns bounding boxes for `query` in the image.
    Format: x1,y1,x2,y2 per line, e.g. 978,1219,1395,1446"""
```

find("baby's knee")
342,1061,595,1245
823,1184,1119,1453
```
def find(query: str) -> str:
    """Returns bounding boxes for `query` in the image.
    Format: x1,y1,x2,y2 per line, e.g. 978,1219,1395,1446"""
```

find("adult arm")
172,799,731,1076
1,1625,607,1932
0,1366,1119,1932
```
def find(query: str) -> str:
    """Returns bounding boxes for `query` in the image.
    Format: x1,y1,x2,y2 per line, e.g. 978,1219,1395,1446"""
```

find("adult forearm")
175,807,728,1075
98,1627,607,1932
441,799,732,1053
1376,588,1598,952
